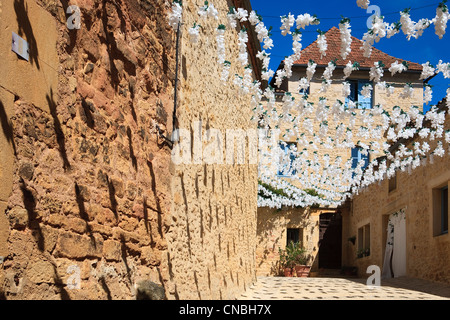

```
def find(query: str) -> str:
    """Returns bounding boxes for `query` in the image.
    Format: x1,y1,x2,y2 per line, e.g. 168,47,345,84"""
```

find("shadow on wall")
0,100,16,155
46,89,71,171
14,0,40,68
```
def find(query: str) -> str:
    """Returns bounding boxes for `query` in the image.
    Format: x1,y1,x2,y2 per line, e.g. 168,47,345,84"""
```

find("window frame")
277,141,298,178
345,79,374,110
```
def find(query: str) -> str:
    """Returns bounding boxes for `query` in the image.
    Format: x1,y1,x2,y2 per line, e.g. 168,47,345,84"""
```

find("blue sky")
250,0,450,110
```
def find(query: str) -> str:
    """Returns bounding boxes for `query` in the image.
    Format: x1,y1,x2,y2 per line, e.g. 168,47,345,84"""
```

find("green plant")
348,236,356,245
279,241,308,269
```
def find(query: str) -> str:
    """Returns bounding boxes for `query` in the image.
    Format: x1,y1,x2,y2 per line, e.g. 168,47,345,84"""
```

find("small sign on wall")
11,32,29,61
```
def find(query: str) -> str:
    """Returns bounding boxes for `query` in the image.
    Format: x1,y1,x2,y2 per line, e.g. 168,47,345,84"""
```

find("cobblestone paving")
238,276,450,300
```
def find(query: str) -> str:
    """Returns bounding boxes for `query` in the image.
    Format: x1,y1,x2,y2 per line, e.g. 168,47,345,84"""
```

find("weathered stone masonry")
0,0,261,300
0,0,176,299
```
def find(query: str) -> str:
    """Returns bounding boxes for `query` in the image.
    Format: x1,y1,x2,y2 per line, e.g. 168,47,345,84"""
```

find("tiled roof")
292,27,423,71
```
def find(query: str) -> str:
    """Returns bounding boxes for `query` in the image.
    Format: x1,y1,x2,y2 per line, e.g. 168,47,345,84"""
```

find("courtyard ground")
238,276,450,300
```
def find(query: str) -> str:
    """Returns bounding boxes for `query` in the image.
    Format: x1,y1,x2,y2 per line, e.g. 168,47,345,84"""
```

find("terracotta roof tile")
292,27,423,71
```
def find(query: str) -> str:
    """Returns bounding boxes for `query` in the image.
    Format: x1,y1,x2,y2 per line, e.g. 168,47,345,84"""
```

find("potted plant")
293,246,310,277
348,236,356,245
356,249,365,259
278,246,295,277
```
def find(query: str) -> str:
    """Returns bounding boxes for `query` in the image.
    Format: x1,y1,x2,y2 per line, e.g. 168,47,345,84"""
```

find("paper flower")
420,61,436,80
280,13,296,36
296,14,320,29
188,23,201,44
424,84,433,105
357,0,370,9
434,1,450,39
168,1,182,29
317,30,328,58
339,17,352,60
437,60,450,78
389,60,409,76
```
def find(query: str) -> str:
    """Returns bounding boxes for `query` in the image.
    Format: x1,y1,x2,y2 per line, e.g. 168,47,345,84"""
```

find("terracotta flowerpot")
295,265,311,277
284,268,293,277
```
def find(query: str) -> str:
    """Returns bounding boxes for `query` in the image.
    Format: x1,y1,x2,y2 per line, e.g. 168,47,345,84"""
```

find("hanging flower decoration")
369,61,385,82
198,1,219,21
437,60,450,78
316,29,328,58
188,23,202,44
296,14,320,29
220,61,231,83
389,60,409,76
357,0,370,10
172,1,450,209
434,1,450,39
216,24,226,64
168,0,183,29
424,84,433,105
343,61,360,79
420,61,437,80
280,13,296,36
339,17,352,60
237,28,249,66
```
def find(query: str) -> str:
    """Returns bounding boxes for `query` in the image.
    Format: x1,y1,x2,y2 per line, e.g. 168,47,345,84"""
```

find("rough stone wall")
164,0,259,299
341,112,450,284
256,207,321,276
1,0,176,299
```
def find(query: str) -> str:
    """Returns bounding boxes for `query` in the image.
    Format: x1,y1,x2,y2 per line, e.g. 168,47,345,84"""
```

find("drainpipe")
173,22,181,133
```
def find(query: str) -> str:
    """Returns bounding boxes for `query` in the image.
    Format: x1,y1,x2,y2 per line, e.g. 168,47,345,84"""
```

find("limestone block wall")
256,207,320,276
341,113,450,284
163,0,260,300
0,0,176,299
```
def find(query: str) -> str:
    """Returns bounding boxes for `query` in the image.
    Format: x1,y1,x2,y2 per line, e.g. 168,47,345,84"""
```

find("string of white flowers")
316,30,328,58
237,28,249,66
369,61,385,83
356,0,370,10
389,60,409,77
188,23,202,44
198,1,219,21
437,60,450,78
168,0,182,29
424,84,433,105
280,13,296,36
296,13,320,30
168,1,450,208
216,24,226,64
434,1,450,39
343,61,360,79
339,17,352,60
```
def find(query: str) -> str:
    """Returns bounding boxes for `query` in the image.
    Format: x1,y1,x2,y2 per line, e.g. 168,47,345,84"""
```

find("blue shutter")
351,147,360,169
345,81,357,108
278,142,297,176
358,80,372,109
361,152,370,170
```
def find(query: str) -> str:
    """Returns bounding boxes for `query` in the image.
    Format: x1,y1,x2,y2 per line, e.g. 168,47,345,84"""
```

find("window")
299,87,310,95
345,79,373,109
389,172,397,193
357,224,370,258
433,185,449,236
433,185,448,236
287,228,302,246
351,147,370,170
278,141,297,177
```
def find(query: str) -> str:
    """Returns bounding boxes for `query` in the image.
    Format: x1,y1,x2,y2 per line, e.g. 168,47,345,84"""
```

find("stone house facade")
256,27,427,276
341,99,450,284
0,0,261,300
